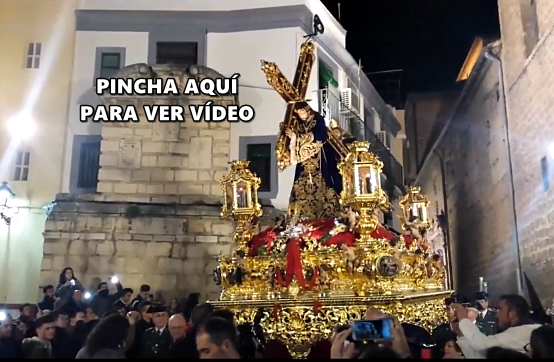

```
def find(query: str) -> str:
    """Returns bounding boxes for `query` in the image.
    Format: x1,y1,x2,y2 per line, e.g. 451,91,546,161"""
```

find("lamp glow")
84,292,91,299
0,311,6,321
7,113,36,141
111,276,118,284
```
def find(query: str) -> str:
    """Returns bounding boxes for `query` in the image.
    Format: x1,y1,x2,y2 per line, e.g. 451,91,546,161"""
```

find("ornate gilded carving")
212,293,450,358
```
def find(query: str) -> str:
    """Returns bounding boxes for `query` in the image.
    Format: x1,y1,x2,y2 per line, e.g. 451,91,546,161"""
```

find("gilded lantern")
337,141,385,206
399,186,431,229
220,160,263,218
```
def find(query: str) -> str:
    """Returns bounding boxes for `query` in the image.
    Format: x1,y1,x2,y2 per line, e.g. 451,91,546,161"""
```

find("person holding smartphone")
54,267,82,310
330,311,411,359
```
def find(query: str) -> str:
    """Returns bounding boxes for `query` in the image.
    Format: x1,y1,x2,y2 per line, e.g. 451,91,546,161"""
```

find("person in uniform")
139,304,171,358
475,291,497,335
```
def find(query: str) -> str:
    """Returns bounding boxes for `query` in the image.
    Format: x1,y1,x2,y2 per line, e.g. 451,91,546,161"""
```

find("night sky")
321,0,500,96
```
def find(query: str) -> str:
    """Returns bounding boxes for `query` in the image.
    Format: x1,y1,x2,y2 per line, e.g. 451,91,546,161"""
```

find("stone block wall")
40,64,282,301
404,91,461,180
41,195,235,300
96,64,234,205
416,2,554,303
498,0,554,303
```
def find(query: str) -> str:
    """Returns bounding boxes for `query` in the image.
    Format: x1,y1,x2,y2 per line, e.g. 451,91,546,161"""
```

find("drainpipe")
484,50,524,295
434,150,454,289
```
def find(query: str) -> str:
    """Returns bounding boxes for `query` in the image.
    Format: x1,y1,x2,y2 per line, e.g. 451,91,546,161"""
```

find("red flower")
266,231,277,250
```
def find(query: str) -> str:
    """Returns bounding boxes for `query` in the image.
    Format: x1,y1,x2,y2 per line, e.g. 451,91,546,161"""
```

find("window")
70,135,101,194
94,47,125,85
541,156,549,191
156,42,198,65
318,61,338,89
77,141,101,189
100,53,121,78
239,136,278,199
247,144,272,192
520,0,539,58
14,150,31,181
26,42,41,69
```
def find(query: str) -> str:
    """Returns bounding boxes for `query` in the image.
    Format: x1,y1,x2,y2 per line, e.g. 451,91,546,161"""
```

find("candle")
483,282,488,293
479,277,484,292
365,174,372,194
236,188,247,208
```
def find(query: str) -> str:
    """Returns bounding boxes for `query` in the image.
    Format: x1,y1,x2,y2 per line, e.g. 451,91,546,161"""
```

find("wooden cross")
261,41,350,172
261,41,316,171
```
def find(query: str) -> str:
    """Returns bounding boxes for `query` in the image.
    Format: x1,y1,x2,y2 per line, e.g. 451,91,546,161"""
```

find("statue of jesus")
284,101,343,220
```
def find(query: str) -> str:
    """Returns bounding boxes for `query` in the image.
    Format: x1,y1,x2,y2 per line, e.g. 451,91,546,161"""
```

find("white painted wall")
207,27,319,210
62,31,149,192
0,0,77,303
77,0,346,47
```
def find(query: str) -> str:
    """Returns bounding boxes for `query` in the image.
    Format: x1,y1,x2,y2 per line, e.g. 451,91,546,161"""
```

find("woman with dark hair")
443,339,464,359
75,314,130,359
168,298,181,315
55,267,82,309
183,293,200,323
528,325,554,358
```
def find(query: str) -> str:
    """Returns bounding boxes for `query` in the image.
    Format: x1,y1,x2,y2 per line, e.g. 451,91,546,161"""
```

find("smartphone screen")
351,319,393,342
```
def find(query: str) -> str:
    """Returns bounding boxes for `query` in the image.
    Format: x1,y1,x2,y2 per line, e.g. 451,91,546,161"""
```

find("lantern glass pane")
236,181,249,208
419,204,428,222
408,206,418,222
225,184,234,209
374,167,382,189
356,165,376,195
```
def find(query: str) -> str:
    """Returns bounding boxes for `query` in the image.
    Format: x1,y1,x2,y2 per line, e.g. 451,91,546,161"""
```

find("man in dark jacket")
89,279,124,317
130,284,151,311
126,302,152,358
0,320,22,358
114,288,134,312
167,314,192,358
37,285,56,311
140,305,171,358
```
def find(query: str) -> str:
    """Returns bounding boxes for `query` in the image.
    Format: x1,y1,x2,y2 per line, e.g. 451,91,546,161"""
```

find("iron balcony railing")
315,89,404,189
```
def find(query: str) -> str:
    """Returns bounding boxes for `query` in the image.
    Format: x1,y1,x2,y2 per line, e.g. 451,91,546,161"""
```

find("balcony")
315,89,404,190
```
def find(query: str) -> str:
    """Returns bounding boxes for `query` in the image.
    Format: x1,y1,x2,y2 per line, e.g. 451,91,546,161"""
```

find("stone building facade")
404,90,461,181
40,64,277,301
497,0,554,302
417,0,554,302
413,43,518,299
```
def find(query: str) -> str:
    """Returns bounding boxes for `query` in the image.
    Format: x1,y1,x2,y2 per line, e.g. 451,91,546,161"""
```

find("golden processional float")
209,41,451,359
210,154,451,358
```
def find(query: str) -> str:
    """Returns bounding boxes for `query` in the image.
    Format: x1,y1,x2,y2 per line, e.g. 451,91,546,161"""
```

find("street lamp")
7,113,36,141
0,181,16,225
